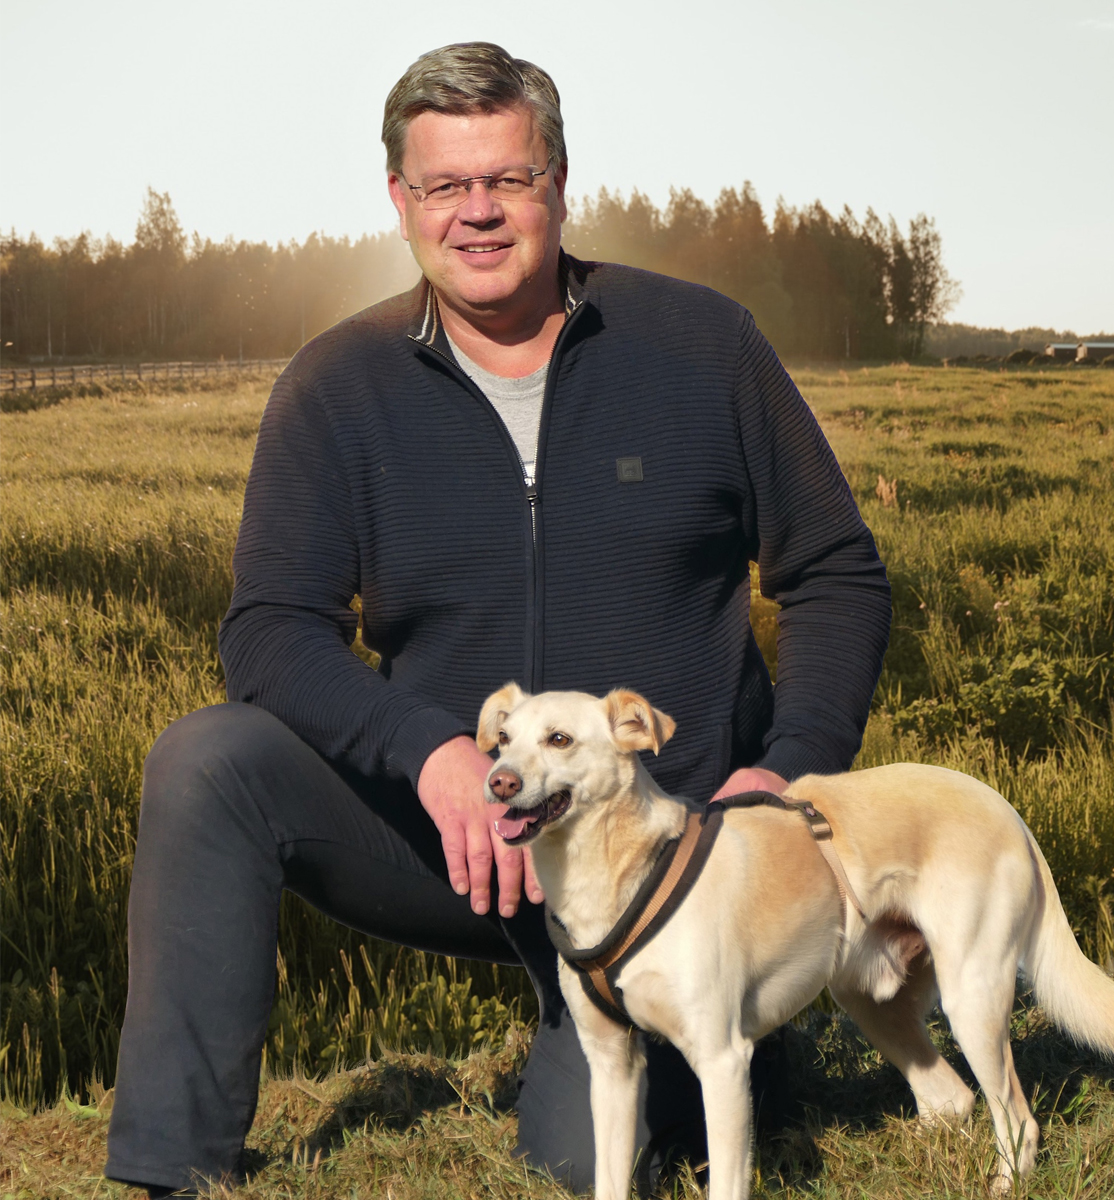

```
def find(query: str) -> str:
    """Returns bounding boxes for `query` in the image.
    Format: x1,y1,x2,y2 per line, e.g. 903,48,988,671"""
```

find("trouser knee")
137,703,290,872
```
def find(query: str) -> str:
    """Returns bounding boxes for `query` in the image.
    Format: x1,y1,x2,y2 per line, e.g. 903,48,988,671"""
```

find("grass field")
2,363,1112,1197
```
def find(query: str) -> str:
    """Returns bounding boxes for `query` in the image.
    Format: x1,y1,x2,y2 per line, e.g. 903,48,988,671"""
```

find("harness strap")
546,806,725,1026
783,800,867,924
548,790,865,1029
582,810,706,1016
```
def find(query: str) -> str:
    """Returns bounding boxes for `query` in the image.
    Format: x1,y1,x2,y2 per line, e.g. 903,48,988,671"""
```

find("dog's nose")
488,770,523,799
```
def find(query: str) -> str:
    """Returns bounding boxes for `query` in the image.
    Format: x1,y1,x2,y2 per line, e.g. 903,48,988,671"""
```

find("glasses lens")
419,178,468,210
490,170,535,195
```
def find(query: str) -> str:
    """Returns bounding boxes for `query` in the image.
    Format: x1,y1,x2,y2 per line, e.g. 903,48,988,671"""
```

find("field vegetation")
2,364,1112,1197
3,184,954,366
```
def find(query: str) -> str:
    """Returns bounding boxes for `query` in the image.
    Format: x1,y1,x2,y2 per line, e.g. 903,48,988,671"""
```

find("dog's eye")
548,732,573,748
498,729,509,746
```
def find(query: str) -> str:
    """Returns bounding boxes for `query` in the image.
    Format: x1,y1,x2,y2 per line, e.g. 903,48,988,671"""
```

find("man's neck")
435,272,565,379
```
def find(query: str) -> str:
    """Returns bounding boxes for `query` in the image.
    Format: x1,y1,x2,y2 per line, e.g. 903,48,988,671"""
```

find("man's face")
388,106,567,316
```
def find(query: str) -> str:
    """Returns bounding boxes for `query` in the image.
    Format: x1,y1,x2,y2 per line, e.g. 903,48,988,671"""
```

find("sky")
2,0,1112,333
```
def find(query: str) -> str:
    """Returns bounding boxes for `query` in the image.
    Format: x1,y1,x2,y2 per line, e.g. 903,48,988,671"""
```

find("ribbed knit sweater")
219,256,891,802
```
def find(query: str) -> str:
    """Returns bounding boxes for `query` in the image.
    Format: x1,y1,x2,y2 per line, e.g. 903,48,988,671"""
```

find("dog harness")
545,790,867,1029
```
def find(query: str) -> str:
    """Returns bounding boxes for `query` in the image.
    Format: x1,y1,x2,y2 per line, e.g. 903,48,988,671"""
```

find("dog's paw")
988,1170,1014,1196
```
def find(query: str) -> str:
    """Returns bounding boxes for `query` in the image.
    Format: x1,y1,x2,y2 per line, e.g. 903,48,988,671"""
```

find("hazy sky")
3,0,1111,332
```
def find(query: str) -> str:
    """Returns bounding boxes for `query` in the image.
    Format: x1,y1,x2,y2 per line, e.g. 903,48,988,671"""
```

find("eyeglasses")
401,163,553,211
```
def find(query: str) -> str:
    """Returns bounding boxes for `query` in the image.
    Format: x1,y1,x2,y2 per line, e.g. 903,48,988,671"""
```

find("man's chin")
439,273,530,315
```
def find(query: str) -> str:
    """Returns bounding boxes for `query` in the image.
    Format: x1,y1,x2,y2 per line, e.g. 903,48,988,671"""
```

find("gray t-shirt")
446,334,547,485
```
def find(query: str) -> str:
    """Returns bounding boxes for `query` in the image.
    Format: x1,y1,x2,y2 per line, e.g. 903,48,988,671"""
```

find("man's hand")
711,766,789,802
417,735,544,918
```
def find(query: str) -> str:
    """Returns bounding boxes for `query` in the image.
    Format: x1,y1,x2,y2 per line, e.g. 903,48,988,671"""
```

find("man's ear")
476,682,527,752
554,159,568,225
604,689,677,755
387,172,411,242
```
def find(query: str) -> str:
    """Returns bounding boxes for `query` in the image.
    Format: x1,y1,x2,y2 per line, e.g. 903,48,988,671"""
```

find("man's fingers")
464,819,494,915
440,823,471,897
523,846,544,905
710,766,789,802
493,838,524,919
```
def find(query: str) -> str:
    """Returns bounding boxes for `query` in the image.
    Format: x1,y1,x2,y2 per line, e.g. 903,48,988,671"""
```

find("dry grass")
3,1013,1110,1198
3,363,1112,1196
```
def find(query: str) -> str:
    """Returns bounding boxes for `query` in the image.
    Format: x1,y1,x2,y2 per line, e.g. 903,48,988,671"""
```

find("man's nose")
488,769,522,799
457,179,502,223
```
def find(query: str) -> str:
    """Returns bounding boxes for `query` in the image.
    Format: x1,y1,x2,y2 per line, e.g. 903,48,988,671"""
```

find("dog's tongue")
494,807,536,841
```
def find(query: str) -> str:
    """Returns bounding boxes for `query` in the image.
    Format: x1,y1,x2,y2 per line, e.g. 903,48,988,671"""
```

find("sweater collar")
406,250,588,352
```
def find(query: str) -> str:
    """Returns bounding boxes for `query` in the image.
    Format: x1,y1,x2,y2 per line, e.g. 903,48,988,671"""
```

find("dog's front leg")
561,969,645,1200
697,1039,755,1200
585,1023,644,1200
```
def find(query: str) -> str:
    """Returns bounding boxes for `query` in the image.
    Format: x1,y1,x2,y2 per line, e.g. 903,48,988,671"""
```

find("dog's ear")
604,689,677,755
476,682,527,752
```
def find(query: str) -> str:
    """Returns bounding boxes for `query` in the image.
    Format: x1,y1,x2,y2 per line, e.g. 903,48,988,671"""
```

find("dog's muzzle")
492,790,572,844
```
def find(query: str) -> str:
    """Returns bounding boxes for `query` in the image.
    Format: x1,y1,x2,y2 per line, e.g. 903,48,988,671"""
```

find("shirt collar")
407,250,587,350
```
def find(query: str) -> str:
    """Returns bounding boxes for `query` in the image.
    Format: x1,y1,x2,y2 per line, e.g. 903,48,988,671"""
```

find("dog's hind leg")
934,950,1038,1192
831,953,976,1122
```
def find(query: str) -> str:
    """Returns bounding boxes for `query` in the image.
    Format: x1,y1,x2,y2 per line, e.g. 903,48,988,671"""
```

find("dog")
477,683,1114,1200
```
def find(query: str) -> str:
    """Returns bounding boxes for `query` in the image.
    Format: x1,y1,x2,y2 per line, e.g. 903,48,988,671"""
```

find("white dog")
477,684,1114,1200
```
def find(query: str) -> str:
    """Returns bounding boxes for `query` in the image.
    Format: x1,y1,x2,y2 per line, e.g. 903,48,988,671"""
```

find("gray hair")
382,42,566,174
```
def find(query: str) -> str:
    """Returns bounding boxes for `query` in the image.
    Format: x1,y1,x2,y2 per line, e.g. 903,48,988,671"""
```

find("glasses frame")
401,162,554,211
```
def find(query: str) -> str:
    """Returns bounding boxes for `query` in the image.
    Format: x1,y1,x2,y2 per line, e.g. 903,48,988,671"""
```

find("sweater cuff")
754,736,839,784
384,706,474,792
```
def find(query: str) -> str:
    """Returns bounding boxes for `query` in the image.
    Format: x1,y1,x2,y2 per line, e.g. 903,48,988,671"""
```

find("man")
106,42,890,1197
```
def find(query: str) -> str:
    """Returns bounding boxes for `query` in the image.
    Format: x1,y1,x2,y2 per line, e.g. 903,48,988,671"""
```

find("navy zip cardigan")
219,256,891,802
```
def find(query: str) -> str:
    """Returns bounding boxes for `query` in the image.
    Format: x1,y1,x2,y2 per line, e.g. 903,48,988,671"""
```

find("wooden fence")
1,359,289,392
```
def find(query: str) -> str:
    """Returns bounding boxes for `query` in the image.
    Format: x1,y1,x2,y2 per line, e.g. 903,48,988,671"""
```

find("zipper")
528,298,586,688
410,295,587,691
525,482,539,541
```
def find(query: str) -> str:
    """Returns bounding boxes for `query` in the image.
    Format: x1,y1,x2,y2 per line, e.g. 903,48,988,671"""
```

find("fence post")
71,366,76,385
121,363,126,382
51,366,57,387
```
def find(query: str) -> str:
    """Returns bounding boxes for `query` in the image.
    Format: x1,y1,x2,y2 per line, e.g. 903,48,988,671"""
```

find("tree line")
2,185,959,365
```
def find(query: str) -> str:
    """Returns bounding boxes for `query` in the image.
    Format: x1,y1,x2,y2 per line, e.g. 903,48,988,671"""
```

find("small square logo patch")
616,456,643,483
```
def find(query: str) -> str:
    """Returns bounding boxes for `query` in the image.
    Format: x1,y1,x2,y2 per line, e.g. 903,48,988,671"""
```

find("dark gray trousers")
105,703,704,1194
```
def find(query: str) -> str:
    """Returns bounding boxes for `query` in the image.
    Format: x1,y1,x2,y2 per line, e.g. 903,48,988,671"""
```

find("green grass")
2,364,1112,1197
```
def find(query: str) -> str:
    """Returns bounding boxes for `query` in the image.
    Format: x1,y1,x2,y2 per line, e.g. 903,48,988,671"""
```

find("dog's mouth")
493,790,572,844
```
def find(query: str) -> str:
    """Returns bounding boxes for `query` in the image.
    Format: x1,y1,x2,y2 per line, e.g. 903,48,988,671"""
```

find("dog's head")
476,684,676,844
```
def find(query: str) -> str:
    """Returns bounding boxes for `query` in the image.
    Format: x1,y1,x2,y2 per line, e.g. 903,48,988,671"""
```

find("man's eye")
492,174,530,193
548,732,573,748
426,179,462,197
498,730,509,746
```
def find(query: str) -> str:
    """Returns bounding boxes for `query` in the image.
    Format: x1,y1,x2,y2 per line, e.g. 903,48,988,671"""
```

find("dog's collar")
546,790,866,1029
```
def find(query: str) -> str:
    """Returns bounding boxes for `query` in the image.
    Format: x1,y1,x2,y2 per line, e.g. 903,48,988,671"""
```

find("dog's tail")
1023,831,1114,1056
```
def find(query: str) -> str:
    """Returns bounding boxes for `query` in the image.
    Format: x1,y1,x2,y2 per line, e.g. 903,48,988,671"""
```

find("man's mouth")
493,791,571,844
456,243,512,254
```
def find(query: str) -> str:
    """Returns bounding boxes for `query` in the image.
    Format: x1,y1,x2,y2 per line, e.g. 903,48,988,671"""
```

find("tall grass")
2,365,1112,1114
0,381,533,1109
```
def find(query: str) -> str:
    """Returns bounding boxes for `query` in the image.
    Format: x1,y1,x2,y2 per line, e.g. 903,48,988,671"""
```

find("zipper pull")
525,483,538,506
